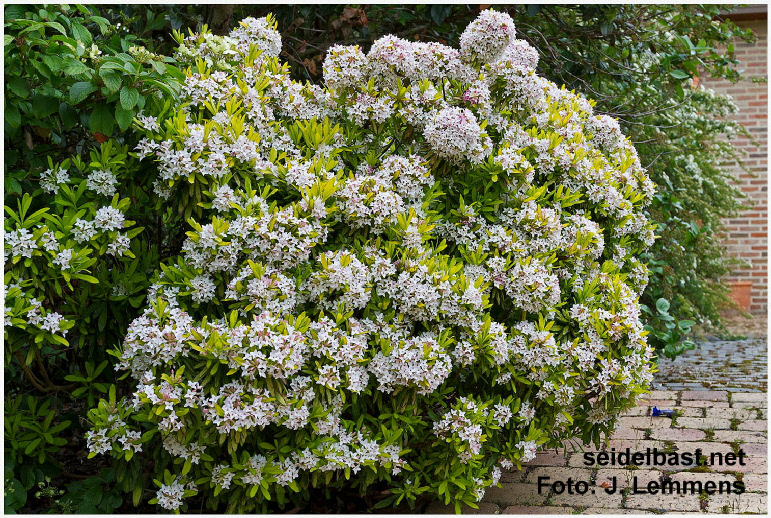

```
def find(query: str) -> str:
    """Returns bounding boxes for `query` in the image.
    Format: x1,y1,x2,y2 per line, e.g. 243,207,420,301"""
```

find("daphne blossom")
86,169,119,196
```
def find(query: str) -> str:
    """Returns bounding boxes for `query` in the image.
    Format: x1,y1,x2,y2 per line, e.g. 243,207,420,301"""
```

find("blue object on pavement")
652,406,676,417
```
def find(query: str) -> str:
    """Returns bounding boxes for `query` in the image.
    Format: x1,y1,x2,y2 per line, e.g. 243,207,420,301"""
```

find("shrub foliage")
21,12,661,512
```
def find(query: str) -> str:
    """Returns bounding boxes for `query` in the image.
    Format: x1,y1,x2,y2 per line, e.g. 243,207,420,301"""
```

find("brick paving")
425,336,768,514
653,337,767,392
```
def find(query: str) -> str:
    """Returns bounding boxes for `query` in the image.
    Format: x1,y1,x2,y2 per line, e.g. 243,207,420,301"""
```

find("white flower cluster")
424,107,492,164
40,168,69,194
459,9,517,63
156,478,187,511
85,169,118,196
433,397,489,459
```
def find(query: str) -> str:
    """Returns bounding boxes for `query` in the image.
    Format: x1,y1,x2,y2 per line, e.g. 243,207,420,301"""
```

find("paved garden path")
426,335,768,514
654,337,767,393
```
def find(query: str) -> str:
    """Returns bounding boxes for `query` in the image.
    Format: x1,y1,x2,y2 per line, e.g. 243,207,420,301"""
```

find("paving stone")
737,400,769,409
619,416,671,429
732,393,768,404
568,454,596,468
718,457,767,474
737,442,767,457
500,469,527,483
548,488,623,509
526,451,569,467
595,468,659,489
748,401,768,409
675,417,733,430
708,492,767,513
636,399,679,407
739,420,768,432
740,474,767,492
681,390,729,401
646,391,677,400
625,492,703,512
649,428,706,441
524,467,593,485
483,483,547,507
610,427,648,440
681,400,730,408
675,407,707,417
621,406,650,417
500,505,571,514
580,508,653,514
713,430,767,443
723,387,762,393
654,338,766,393
672,441,735,466
707,407,759,420
424,501,499,514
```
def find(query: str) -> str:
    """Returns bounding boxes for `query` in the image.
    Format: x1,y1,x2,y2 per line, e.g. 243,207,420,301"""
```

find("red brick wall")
702,16,768,314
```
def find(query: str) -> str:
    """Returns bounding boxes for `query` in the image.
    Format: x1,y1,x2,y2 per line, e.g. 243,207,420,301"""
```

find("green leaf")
132,486,142,507
99,70,122,93
7,76,30,98
88,16,110,34
669,69,689,80
41,54,64,73
90,104,114,135
70,81,97,104
5,5,27,21
71,22,93,45
655,298,670,314
119,86,140,111
24,438,41,455
63,59,90,76
150,60,166,75
674,81,685,101
115,104,133,131
72,273,99,284
59,103,79,129
5,176,22,196
83,486,103,506
430,5,452,25
32,94,60,118
5,105,21,128
43,21,67,36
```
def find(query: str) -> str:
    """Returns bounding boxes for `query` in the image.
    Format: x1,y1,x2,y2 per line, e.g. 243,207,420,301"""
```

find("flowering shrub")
78,11,656,512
